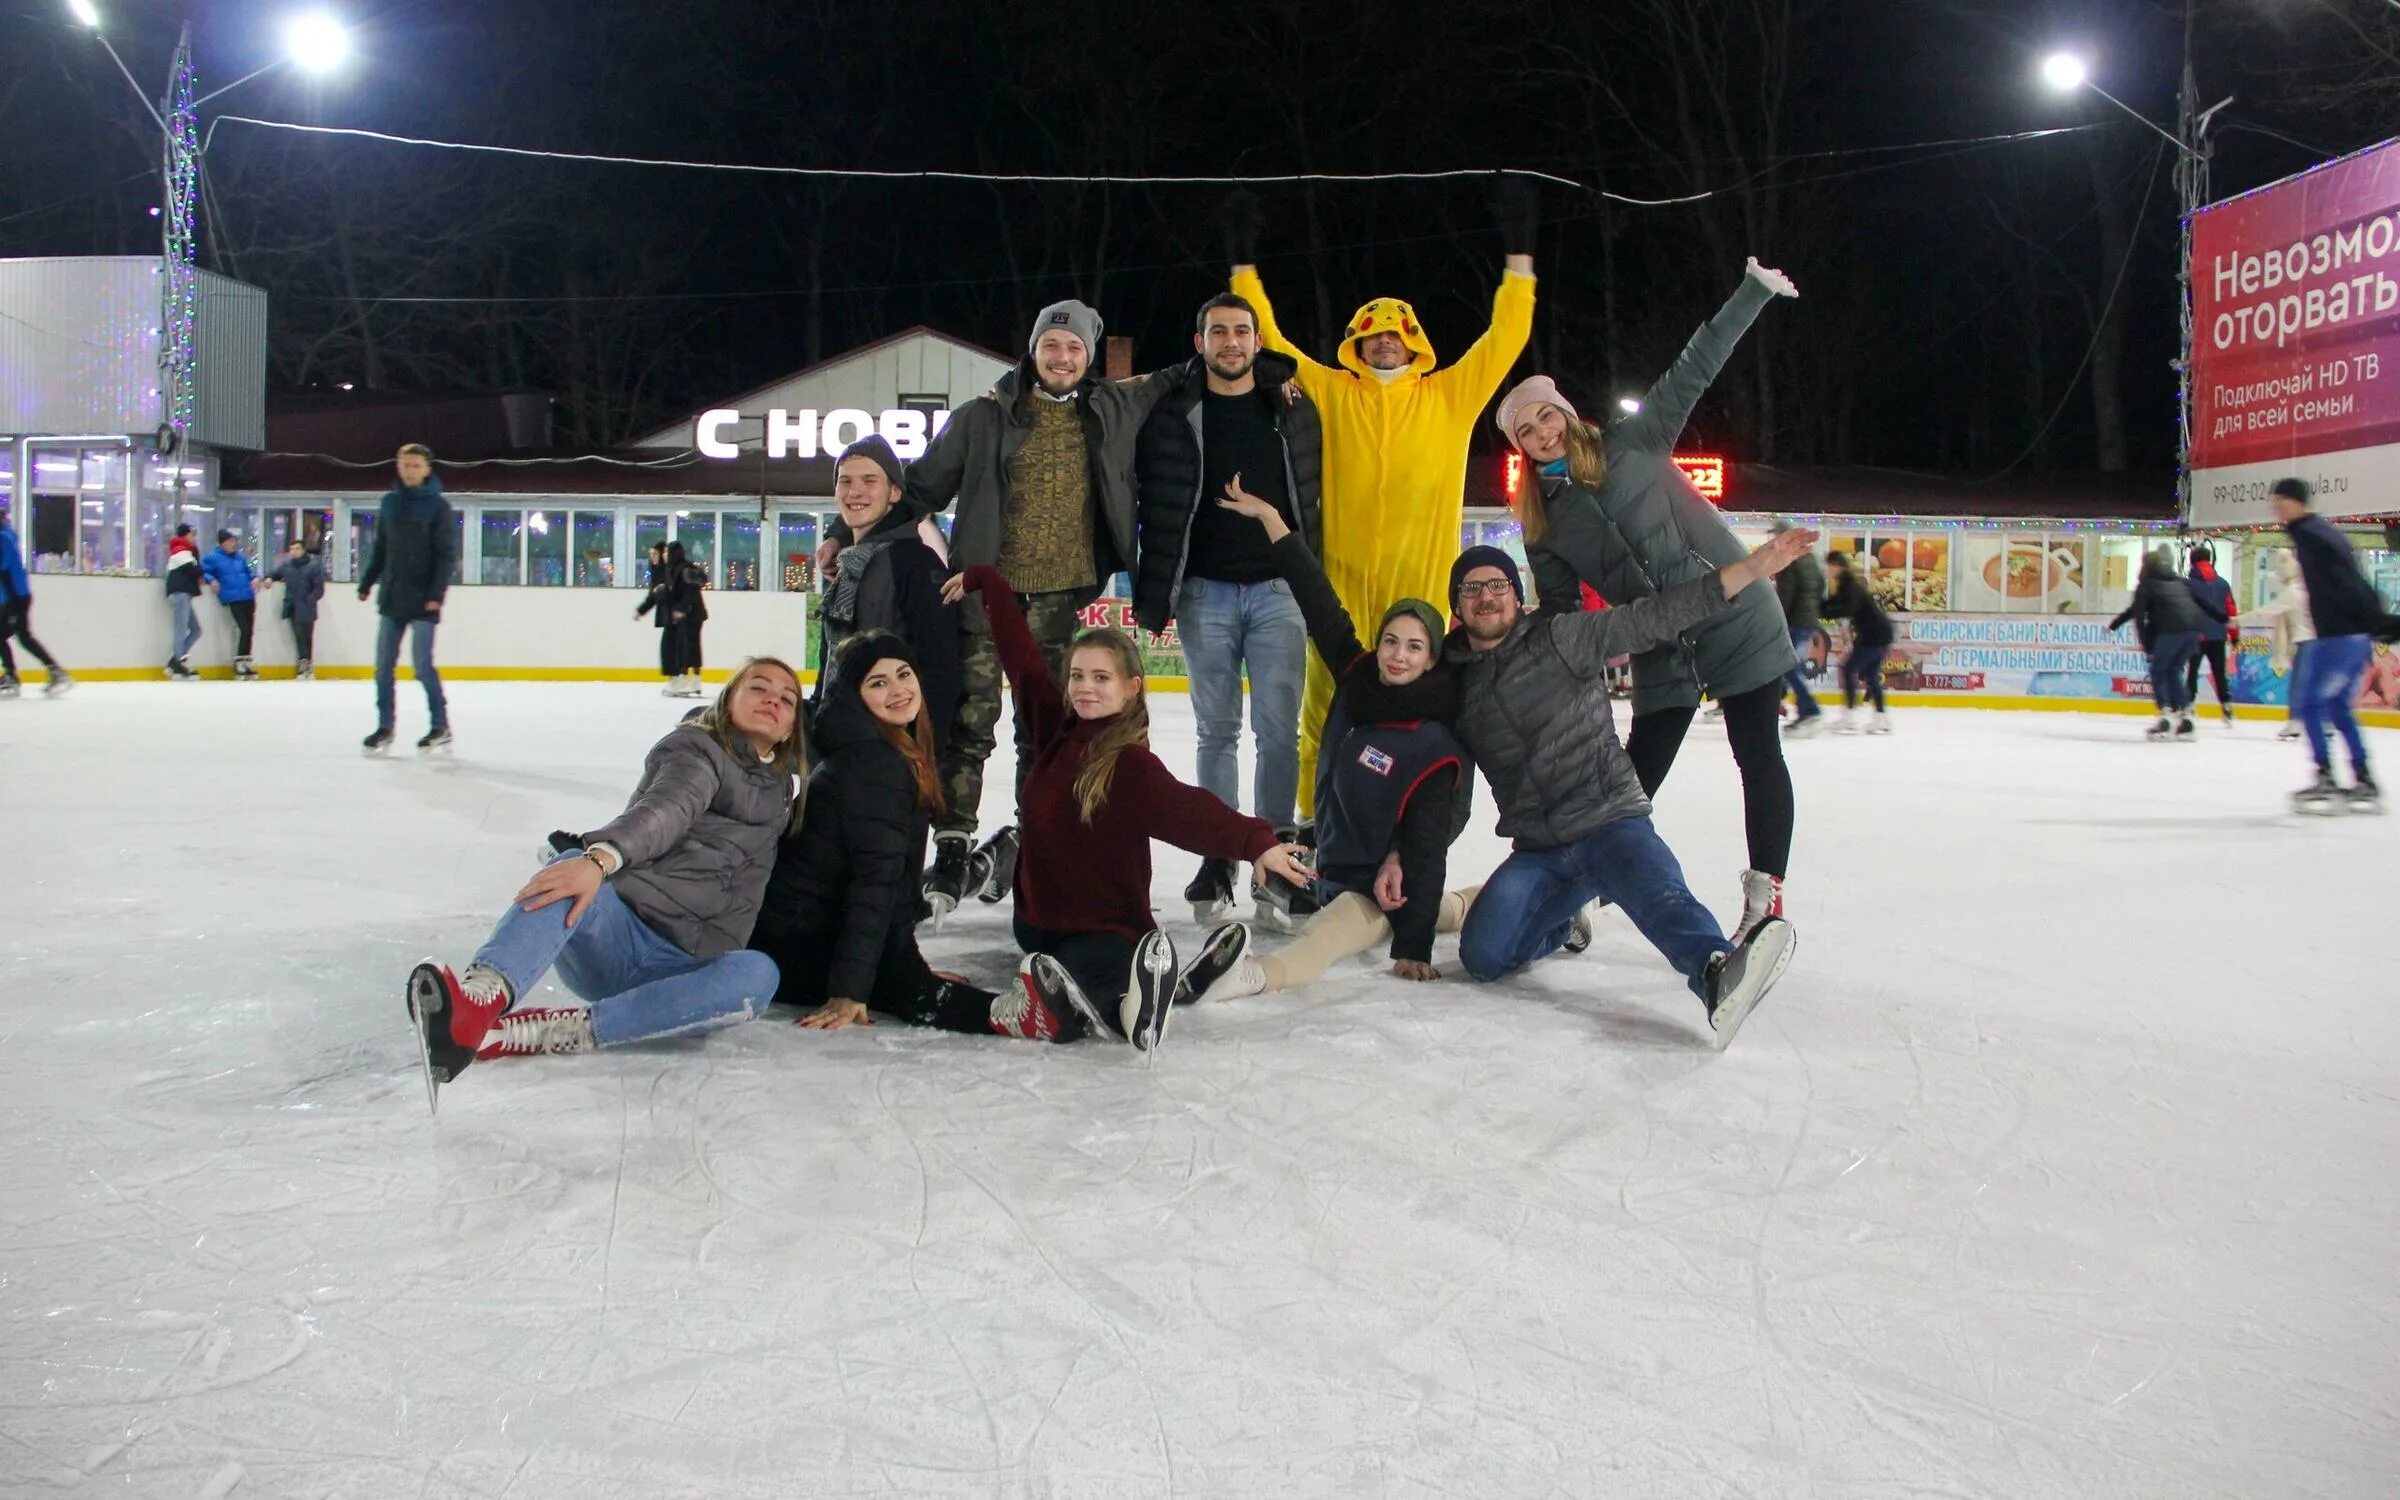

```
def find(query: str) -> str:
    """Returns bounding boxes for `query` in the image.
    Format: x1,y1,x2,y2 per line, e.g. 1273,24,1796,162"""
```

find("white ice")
1,683,2395,1498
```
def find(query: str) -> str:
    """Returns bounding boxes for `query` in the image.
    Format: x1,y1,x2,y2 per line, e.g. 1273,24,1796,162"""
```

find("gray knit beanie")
1028,299,1103,360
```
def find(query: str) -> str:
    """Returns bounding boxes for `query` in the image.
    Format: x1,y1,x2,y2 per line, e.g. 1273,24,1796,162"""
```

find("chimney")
1105,335,1134,381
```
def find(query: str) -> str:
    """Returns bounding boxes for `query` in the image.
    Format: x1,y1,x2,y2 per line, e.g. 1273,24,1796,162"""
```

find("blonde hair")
696,657,810,827
1066,629,1150,824
1513,416,1608,547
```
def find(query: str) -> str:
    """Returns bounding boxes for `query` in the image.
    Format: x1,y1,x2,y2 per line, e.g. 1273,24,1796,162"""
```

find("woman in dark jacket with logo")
1497,257,1803,943
2110,546,2225,741
1201,485,1479,996
402,658,807,1112
754,632,1004,1036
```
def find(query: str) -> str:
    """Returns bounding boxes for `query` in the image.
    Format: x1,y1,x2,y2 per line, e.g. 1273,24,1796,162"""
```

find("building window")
572,511,614,587
480,508,523,585
527,508,569,586
898,392,946,411
722,510,761,591
777,512,819,593
675,511,717,586
634,514,669,585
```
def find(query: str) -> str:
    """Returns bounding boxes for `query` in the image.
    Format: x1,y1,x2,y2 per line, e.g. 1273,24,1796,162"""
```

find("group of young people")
403,185,1825,1110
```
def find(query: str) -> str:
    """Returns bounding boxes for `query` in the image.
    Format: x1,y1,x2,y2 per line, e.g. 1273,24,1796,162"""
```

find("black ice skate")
417,726,454,754
2173,713,2196,742
1703,917,1796,1051
1122,930,1181,1056
2144,716,2173,740
922,833,972,927
1184,857,1237,926
2291,768,2340,814
363,727,395,755
2347,772,2383,814
968,825,1019,903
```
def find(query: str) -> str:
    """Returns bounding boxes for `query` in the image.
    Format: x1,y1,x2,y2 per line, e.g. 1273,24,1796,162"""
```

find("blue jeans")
376,614,447,731
472,857,779,1046
1783,629,1821,718
167,593,202,662
2150,631,2198,713
2294,633,2372,775
1458,816,1729,998
1178,576,1306,828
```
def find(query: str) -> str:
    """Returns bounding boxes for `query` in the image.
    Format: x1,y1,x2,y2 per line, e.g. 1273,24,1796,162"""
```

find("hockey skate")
1122,930,1180,1056
1185,857,1237,926
2346,772,2383,815
2291,768,2340,814
922,833,972,927
2144,716,2174,740
362,727,396,755
1703,918,1796,1051
234,656,257,681
41,670,73,697
417,726,454,754
0,674,17,700
2172,713,2196,742
967,825,1019,903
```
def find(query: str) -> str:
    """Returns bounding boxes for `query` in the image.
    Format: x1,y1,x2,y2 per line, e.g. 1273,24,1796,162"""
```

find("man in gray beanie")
825,297,1186,921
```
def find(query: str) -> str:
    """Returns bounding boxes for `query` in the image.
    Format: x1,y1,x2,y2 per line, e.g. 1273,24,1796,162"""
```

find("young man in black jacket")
1134,293,1326,929
2273,478,2381,810
356,443,459,754
813,436,963,750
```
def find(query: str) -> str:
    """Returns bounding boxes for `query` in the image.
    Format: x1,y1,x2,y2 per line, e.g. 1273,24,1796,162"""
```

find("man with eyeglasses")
1439,532,1817,1048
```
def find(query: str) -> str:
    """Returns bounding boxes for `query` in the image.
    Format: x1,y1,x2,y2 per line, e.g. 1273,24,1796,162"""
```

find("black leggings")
2184,639,2230,708
0,598,60,674
1625,678,1796,879
1842,644,1889,712
755,927,996,1032
1015,916,1135,1041
227,598,256,656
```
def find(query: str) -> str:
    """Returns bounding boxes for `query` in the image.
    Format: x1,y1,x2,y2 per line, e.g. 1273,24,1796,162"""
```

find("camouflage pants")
938,589,1086,839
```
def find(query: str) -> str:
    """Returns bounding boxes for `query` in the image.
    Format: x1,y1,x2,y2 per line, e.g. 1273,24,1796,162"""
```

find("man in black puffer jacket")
1134,293,1326,927
356,443,459,753
1444,528,1819,1049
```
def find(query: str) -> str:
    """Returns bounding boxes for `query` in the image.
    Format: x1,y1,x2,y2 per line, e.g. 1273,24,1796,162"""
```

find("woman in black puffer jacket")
751,632,1005,1036
2109,547,2225,740
1496,257,1804,942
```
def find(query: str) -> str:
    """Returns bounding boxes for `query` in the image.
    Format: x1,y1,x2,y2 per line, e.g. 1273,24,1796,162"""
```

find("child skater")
1198,479,1481,999
402,658,807,1111
942,565,1314,1051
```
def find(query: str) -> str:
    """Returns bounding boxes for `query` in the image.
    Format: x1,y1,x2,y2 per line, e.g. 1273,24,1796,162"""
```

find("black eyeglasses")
1456,579,1516,600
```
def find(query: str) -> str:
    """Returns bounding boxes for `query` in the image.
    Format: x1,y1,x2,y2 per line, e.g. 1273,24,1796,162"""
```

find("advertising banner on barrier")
2189,138,2400,527
1809,614,2400,709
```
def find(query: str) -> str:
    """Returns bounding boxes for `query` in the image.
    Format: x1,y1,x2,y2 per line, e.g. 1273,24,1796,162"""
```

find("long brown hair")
1066,628,1150,824
695,657,810,826
876,710,945,815
1511,416,1608,547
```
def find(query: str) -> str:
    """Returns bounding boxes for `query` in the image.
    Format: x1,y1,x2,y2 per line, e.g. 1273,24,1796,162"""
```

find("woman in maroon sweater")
945,566,1312,1052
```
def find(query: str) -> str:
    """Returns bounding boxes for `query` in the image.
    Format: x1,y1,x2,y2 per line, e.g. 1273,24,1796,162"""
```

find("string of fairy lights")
160,33,201,445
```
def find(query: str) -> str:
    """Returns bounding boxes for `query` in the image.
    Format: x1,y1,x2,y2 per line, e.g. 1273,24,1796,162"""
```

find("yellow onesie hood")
1337,297,1438,379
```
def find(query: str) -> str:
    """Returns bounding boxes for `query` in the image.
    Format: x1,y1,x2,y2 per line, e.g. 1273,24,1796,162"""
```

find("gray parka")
1524,274,1794,716
582,724,797,959
897,360,1179,629
1446,575,1733,852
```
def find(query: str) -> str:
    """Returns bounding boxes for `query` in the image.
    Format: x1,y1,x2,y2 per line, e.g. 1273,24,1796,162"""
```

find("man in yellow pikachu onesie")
1225,178,1538,818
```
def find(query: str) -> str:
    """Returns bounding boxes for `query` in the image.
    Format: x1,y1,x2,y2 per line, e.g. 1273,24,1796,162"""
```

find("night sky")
3,0,2392,474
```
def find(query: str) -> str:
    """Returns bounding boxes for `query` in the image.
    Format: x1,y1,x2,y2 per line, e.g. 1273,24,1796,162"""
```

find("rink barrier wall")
16,575,2400,727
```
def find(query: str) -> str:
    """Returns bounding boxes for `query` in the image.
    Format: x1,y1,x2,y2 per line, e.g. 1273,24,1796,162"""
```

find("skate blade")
922,892,958,931
1712,925,1797,1052
1189,898,1234,927
407,975,443,1116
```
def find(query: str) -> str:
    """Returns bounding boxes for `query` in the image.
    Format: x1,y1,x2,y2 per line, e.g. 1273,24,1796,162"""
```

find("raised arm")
1229,265,1343,400
1268,532,1368,673
1434,263,1538,412
1613,262,1792,455
1550,527,1816,676
952,566,1065,744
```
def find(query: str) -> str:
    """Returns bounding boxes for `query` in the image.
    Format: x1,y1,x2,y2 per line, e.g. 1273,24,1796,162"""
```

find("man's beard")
1209,351,1255,381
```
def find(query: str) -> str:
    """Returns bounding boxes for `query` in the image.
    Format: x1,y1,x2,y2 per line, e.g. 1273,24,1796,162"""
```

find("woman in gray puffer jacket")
398,658,809,1111
1498,258,1802,942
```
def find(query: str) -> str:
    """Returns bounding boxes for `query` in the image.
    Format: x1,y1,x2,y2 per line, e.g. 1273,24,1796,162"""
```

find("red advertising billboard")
2189,137,2400,526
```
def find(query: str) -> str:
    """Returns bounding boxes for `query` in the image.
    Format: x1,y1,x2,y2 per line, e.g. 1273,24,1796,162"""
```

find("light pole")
64,4,351,452
2041,48,2230,523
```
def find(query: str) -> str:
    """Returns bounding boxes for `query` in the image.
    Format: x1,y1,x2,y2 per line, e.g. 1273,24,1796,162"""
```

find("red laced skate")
991,970,1064,1041
475,1006,596,1059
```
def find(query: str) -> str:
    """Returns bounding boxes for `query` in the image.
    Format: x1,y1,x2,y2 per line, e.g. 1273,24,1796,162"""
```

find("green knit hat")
1378,597,1447,648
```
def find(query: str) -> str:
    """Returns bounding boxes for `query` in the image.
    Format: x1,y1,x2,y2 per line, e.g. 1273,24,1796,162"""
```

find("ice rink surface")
1,681,2394,1498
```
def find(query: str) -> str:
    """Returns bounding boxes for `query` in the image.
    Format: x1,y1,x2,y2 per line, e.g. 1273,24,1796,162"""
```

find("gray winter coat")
268,552,326,624
582,725,797,959
1446,575,1733,851
898,360,1179,629
1524,274,1794,716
